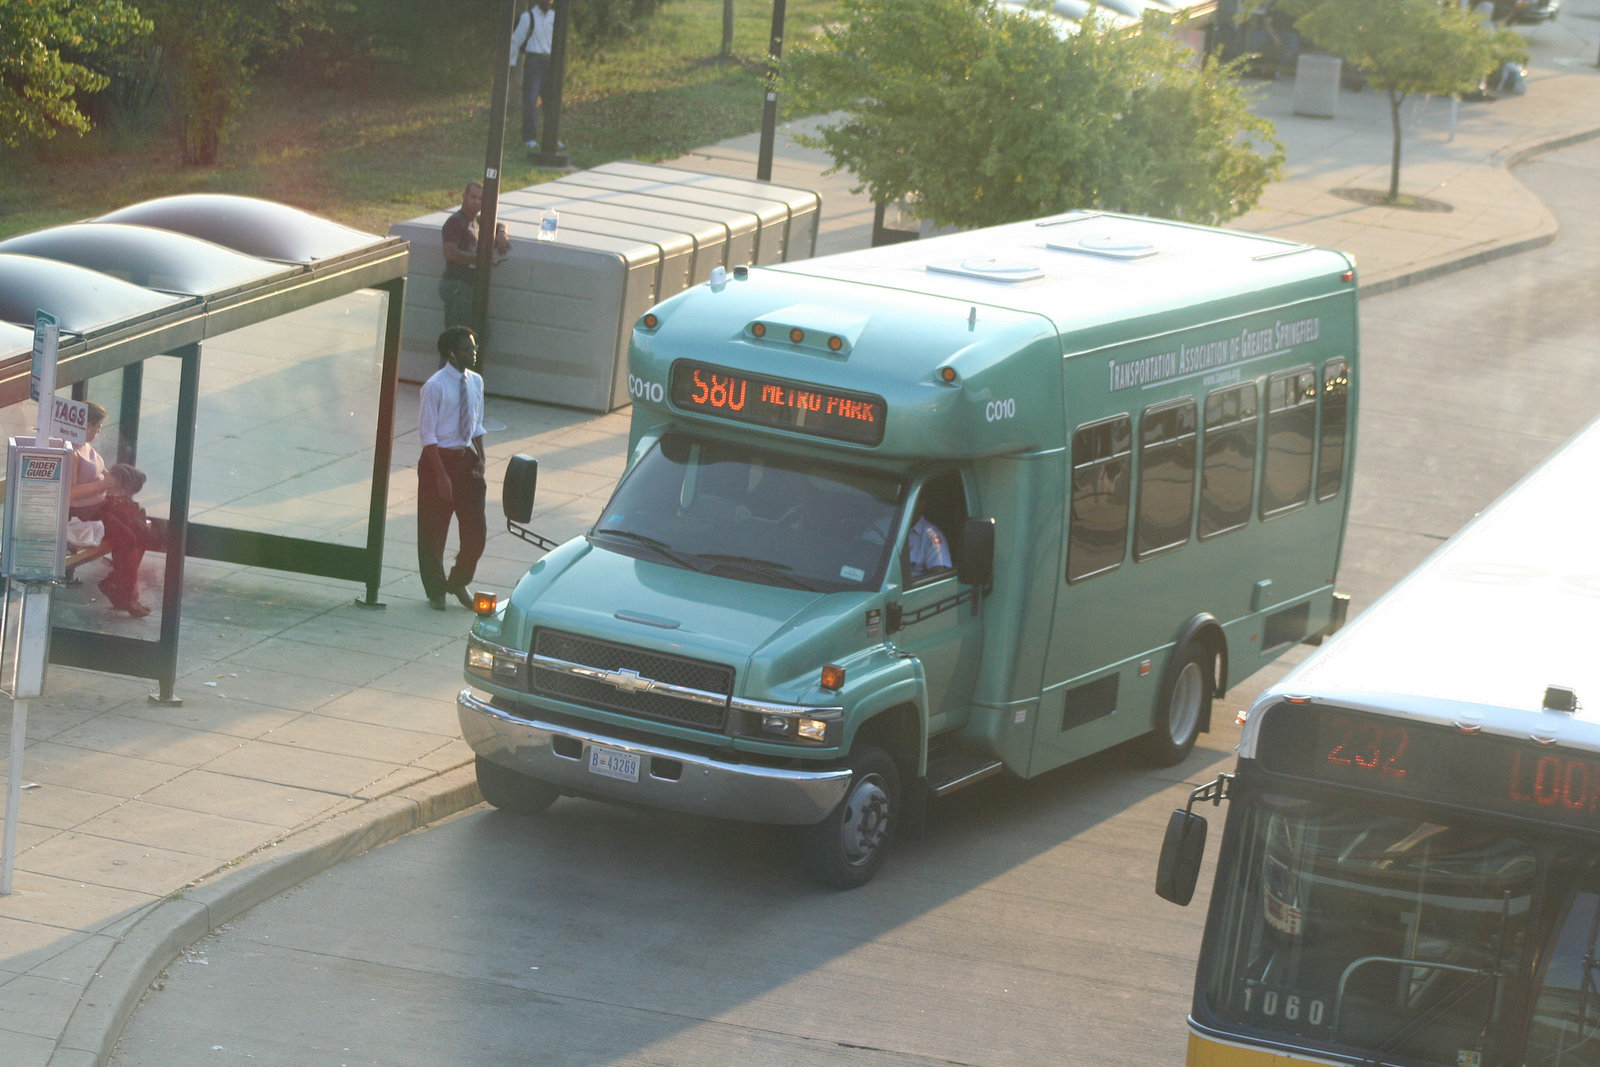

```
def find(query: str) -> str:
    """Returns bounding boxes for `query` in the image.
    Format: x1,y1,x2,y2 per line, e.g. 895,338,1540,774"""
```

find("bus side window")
1315,359,1351,502
1199,383,1259,540
1261,369,1317,520
1134,399,1197,560
1068,415,1131,582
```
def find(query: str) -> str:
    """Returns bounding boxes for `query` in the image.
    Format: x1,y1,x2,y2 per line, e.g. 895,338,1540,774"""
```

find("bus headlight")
796,717,830,743
465,635,527,687
733,699,842,746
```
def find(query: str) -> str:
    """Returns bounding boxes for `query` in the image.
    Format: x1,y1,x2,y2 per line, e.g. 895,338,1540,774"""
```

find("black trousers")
417,447,487,599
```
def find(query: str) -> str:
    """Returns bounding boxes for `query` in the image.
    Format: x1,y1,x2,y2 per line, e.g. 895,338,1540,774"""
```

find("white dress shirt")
510,6,555,62
419,364,485,449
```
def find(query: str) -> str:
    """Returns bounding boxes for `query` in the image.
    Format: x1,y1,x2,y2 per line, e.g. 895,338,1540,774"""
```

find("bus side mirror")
1155,809,1208,906
504,454,538,523
958,517,995,587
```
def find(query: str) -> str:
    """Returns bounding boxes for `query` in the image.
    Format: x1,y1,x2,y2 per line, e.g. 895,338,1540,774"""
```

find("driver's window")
904,471,966,585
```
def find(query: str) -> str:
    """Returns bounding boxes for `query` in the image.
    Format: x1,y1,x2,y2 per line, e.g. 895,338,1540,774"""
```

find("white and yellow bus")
1158,414,1600,1066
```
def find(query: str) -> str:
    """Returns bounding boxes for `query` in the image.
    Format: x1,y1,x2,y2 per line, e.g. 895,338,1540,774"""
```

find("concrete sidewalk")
5,9,1600,1066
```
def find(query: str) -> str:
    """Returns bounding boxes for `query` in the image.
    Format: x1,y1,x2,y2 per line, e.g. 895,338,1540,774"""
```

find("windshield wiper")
591,528,696,568
693,553,819,591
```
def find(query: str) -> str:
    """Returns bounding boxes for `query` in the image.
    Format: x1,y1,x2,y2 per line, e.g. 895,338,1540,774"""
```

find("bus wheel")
802,745,899,890
1142,646,1211,767
475,755,560,815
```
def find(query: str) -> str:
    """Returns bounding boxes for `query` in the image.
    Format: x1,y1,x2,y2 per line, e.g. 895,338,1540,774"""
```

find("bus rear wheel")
475,755,561,815
1142,646,1211,767
802,745,899,890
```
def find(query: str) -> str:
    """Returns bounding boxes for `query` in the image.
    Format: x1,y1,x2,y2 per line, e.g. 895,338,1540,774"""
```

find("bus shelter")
0,195,408,702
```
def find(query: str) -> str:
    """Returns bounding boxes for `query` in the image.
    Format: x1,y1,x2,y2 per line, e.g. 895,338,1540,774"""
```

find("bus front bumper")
458,688,852,825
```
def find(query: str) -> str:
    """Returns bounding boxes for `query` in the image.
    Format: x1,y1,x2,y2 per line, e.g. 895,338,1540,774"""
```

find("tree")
134,0,330,166
780,0,1284,230
0,0,151,147
1293,0,1525,201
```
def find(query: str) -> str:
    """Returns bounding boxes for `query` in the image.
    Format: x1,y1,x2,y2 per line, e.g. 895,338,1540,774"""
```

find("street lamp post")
538,0,573,168
472,0,518,346
756,0,788,182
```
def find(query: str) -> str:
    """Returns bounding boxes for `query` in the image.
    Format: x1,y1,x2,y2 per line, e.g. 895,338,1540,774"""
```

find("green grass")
0,0,840,240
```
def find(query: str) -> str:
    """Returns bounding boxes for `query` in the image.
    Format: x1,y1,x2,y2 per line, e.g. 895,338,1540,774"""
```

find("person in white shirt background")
510,0,557,152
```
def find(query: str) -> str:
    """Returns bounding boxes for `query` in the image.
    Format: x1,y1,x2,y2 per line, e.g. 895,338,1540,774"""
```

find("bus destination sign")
669,361,886,446
1259,705,1600,830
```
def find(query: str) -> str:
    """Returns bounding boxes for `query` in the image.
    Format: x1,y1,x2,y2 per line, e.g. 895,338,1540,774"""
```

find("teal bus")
1157,415,1600,1066
459,210,1360,887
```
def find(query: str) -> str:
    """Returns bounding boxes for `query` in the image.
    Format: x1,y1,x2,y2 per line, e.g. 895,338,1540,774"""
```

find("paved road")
106,137,1600,1067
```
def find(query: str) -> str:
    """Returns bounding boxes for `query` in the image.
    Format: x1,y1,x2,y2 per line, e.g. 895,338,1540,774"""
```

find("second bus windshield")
1200,789,1600,1066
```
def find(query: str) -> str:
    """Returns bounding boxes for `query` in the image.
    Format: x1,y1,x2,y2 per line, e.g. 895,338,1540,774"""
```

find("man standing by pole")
416,327,488,611
440,181,508,335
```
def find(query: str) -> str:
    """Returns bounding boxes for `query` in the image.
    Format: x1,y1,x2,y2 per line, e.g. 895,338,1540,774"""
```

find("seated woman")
70,402,151,618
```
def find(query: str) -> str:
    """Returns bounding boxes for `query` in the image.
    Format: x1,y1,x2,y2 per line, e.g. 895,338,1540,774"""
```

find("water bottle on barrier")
539,208,559,242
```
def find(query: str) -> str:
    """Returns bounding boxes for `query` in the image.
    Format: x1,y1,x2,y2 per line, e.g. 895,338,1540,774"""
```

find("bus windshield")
589,433,903,593
1200,791,1560,1066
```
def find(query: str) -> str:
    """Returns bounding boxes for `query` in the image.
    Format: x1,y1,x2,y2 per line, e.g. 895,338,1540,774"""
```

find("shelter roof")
0,222,298,296
0,194,408,404
96,194,383,264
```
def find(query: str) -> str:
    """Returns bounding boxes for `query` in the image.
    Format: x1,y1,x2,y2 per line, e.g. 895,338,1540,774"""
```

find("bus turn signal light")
820,664,845,691
472,591,498,616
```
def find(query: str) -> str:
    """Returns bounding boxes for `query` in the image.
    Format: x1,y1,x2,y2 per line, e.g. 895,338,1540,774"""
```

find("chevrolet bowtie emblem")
604,668,655,694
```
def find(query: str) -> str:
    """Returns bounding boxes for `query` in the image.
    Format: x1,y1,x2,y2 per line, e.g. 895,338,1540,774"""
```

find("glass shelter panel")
47,290,389,634
169,290,388,547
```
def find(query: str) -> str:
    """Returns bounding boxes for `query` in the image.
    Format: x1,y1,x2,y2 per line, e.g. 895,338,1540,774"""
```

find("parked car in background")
1495,0,1559,22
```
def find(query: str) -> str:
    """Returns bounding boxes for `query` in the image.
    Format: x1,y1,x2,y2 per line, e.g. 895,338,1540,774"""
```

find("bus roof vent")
927,256,1045,283
1045,233,1159,260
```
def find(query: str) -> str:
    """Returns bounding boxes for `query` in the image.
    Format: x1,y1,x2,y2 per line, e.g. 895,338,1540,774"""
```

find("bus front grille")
530,628,733,731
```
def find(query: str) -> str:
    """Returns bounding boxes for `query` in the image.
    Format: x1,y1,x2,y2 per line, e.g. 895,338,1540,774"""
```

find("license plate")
588,744,641,783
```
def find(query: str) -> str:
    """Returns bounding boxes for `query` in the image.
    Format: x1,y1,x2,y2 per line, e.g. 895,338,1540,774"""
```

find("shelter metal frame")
0,211,408,703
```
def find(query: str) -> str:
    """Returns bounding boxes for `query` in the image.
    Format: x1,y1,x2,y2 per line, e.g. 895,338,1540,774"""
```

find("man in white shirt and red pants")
417,326,488,611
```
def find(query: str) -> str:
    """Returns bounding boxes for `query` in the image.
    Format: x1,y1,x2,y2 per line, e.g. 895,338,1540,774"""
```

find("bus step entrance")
927,745,1006,798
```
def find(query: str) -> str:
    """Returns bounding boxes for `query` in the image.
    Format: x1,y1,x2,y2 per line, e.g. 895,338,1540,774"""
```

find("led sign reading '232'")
669,361,887,446
1260,706,1600,830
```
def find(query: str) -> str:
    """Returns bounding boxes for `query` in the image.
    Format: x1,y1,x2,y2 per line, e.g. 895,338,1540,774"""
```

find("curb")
1357,231,1556,299
1355,122,1600,299
49,763,484,1067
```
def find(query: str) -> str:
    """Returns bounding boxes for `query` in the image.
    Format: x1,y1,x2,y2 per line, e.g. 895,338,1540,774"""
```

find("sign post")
31,311,59,446
4,310,72,895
